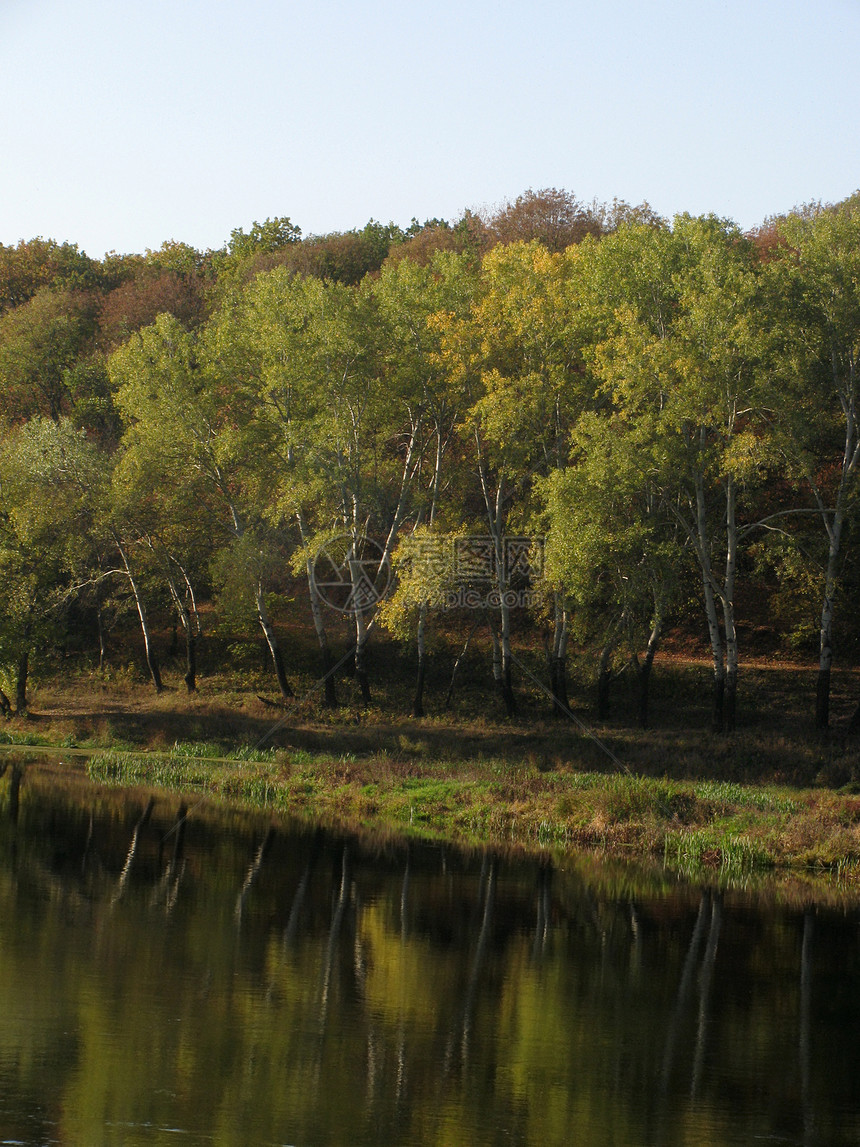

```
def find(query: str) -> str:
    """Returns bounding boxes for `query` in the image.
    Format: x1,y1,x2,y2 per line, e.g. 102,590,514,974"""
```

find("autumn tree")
485,188,603,252
763,197,860,727
583,216,767,733
0,286,98,422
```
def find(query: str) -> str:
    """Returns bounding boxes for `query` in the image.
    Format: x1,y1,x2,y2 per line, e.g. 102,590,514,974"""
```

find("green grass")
74,741,860,880
7,648,860,882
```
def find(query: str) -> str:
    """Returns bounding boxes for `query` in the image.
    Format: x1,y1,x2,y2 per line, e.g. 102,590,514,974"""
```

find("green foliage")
228,216,301,257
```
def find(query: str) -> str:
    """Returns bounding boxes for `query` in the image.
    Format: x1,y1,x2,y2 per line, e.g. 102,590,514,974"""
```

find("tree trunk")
96,602,107,671
495,532,517,718
721,477,739,734
548,596,570,718
596,619,622,721
445,618,479,709
636,602,664,728
117,541,162,693
597,648,612,720
311,605,337,705
352,600,372,707
695,474,725,734
489,613,515,718
347,550,373,706
812,378,854,728
551,655,570,716
255,581,293,700
413,601,428,718
164,570,198,694
816,546,839,728
300,514,338,707
0,687,11,718
184,629,197,693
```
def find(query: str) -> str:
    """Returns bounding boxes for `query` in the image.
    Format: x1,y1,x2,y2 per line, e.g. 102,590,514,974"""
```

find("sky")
1,0,858,257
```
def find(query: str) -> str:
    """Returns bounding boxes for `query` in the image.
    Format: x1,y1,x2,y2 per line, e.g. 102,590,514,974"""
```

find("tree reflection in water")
0,757,859,1146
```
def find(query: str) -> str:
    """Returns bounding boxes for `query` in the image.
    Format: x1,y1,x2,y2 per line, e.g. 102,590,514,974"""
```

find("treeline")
1,188,859,734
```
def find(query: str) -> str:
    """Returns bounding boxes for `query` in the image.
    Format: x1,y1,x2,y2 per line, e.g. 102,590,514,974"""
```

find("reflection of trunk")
8,765,22,825
160,802,188,872
445,618,479,709
255,582,293,700
235,826,275,927
800,909,814,1147
117,540,162,693
532,864,551,961
284,860,313,948
319,847,350,1024
690,892,722,1099
113,797,155,903
400,852,410,942
661,891,710,1092
154,803,187,914
456,859,495,1068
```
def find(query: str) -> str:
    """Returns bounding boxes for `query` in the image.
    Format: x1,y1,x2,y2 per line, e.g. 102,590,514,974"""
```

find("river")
1,753,858,1146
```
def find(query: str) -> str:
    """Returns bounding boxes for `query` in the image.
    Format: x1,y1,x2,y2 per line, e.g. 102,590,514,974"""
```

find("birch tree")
587,216,765,733
441,241,591,717
763,200,860,727
110,313,296,699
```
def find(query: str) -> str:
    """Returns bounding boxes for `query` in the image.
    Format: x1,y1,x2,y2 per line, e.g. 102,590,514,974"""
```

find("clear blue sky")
1,0,858,257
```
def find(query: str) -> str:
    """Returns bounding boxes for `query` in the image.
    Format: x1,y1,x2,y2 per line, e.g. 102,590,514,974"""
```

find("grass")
71,741,860,880
6,631,860,880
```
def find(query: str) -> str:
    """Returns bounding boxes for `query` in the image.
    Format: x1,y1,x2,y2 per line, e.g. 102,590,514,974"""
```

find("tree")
585,216,766,733
0,238,97,315
0,286,97,422
109,314,295,699
763,198,860,727
485,188,603,252
542,407,681,726
439,240,592,717
372,251,477,715
227,217,302,258
0,419,110,709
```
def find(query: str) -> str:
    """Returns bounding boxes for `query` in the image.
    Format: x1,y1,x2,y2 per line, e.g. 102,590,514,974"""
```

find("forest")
1,187,860,741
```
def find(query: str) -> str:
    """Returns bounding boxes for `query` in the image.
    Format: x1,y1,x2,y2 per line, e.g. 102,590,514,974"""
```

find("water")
1,755,860,1146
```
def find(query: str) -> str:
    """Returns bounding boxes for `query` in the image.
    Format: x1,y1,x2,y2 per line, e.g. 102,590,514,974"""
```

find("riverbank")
5,734,860,879
4,657,860,877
